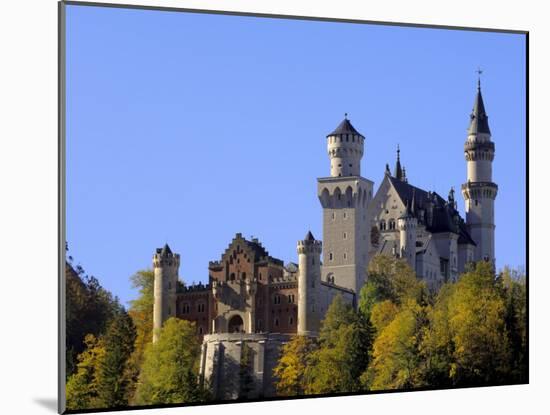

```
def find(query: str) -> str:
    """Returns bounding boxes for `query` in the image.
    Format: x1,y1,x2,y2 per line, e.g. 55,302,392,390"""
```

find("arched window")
389,219,396,230
229,273,235,281
380,220,386,231
241,272,246,279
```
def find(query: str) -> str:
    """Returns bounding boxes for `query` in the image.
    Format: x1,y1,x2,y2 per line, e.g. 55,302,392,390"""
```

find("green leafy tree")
359,255,426,319
134,318,207,405
306,295,372,394
273,335,318,396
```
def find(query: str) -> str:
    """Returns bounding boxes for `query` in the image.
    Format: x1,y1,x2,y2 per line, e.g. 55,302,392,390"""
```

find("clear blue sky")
65,5,526,307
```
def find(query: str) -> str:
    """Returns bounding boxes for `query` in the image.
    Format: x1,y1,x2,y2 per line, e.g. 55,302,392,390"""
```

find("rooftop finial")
344,112,348,120
394,144,403,180
476,67,483,90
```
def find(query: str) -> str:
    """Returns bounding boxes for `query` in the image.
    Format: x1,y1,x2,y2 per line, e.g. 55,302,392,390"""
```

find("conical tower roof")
304,230,315,241
468,81,491,135
327,114,363,137
160,243,173,257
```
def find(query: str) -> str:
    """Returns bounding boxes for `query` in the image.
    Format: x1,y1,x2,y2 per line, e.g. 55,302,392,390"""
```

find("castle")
150,79,497,399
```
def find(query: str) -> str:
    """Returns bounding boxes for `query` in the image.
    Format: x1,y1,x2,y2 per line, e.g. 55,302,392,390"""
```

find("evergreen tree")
96,308,137,408
305,295,372,394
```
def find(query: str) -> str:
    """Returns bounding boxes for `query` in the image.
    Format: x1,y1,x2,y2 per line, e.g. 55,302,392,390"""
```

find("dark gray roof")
388,176,475,246
327,118,363,137
305,230,315,241
468,86,491,135
156,243,173,257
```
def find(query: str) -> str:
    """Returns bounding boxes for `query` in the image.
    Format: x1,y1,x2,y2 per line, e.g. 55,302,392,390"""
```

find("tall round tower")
461,77,498,264
297,231,322,336
152,243,180,343
398,204,417,270
326,113,365,177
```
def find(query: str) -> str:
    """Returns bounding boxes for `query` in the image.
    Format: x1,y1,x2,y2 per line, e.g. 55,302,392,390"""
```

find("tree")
273,335,318,396
66,334,106,410
95,309,137,408
134,318,207,405
359,255,426,319
356,256,429,390
126,269,155,403
363,300,427,390
66,260,119,378
305,295,372,394
421,261,512,387
497,267,527,383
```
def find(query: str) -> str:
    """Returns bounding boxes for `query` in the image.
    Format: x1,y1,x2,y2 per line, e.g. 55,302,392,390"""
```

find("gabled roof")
387,176,475,246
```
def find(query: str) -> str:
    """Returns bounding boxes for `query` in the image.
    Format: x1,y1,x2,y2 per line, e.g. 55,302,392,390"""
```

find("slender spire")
468,69,491,135
394,144,403,180
385,163,391,176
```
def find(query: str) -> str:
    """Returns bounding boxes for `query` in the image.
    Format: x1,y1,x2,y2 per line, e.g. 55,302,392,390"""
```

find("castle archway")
228,315,244,333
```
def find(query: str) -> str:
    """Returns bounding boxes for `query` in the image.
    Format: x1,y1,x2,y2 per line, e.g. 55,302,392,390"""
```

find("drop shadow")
34,398,57,413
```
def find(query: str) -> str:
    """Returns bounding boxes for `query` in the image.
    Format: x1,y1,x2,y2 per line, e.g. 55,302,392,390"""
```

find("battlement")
178,282,211,293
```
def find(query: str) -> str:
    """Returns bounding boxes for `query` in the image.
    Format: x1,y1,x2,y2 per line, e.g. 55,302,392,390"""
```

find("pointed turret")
305,230,315,241
468,78,491,135
394,145,403,180
160,243,173,257
461,72,497,265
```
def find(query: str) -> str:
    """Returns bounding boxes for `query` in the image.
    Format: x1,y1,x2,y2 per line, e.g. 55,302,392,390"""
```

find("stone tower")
461,78,498,264
398,202,418,269
152,243,180,343
318,115,374,294
297,231,322,336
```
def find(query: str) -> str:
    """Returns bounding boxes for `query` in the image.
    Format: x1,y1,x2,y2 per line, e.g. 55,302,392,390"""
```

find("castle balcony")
464,141,495,152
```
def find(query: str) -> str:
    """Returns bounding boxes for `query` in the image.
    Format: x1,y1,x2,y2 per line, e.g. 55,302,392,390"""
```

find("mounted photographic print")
59,1,528,413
